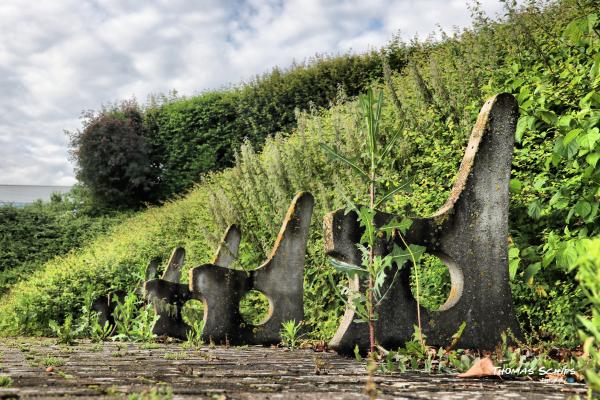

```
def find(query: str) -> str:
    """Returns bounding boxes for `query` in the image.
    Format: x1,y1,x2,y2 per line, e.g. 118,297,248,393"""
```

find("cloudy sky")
0,0,508,186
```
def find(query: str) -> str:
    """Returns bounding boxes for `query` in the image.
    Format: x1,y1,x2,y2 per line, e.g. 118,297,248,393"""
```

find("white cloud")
0,0,509,185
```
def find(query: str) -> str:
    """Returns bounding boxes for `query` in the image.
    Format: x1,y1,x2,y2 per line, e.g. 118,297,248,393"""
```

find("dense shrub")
68,101,159,208
0,192,124,296
1,0,598,349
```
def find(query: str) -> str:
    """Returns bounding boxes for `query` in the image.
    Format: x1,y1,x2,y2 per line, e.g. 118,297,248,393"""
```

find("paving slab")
0,339,586,399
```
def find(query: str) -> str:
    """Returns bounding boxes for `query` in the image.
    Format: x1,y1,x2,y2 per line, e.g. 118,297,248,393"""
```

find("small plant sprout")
280,320,304,350
91,318,114,342
321,88,425,356
0,375,12,387
49,315,84,346
112,293,158,342
41,356,65,367
185,319,205,348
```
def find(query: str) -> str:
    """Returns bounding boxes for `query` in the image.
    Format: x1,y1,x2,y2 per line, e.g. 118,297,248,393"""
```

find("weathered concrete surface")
0,339,586,399
144,248,193,340
144,226,242,340
325,94,523,354
190,192,314,345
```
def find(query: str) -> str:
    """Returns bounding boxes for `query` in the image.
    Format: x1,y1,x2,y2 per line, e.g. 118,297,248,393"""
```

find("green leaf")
379,218,413,236
375,180,413,208
537,110,557,126
565,139,580,159
509,179,522,193
557,115,574,131
590,52,600,80
533,176,547,190
527,200,543,220
524,262,541,285
387,244,425,270
357,206,376,245
564,128,582,145
556,244,578,269
509,257,519,281
515,116,535,143
586,152,600,167
580,91,600,109
563,14,594,45
549,191,570,210
508,246,520,281
379,127,403,163
319,143,369,181
328,257,367,277
373,268,387,298
574,200,592,218
577,128,600,150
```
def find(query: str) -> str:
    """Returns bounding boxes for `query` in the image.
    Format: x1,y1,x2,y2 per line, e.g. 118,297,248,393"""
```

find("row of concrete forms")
94,93,523,355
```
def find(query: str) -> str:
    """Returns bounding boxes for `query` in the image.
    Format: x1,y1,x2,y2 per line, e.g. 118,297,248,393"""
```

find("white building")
0,185,72,207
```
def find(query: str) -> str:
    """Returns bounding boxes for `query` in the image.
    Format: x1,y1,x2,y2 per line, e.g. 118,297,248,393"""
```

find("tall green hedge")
0,193,124,296
144,51,401,200
71,51,402,204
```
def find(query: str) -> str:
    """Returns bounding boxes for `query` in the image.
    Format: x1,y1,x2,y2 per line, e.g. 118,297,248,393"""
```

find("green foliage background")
0,0,599,350
71,52,399,204
0,191,124,296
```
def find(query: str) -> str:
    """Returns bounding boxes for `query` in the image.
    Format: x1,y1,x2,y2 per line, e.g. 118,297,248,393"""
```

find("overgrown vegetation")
69,52,403,206
322,88,426,353
0,189,124,296
280,320,304,350
573,238,600,393
0,1,598,379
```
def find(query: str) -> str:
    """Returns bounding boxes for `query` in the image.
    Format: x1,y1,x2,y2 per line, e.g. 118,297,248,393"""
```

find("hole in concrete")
410,253,462,311
239,290,271,326
181,299,204,326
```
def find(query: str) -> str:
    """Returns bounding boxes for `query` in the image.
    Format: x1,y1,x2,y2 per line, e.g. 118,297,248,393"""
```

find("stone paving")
0,339,587,399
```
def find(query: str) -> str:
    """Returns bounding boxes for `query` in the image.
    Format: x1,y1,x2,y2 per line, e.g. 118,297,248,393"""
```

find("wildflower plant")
321,88,425,355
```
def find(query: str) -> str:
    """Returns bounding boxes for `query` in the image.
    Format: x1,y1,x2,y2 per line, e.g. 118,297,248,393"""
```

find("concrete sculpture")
144,225,241,339
190,191,314,345
324,93,523,354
